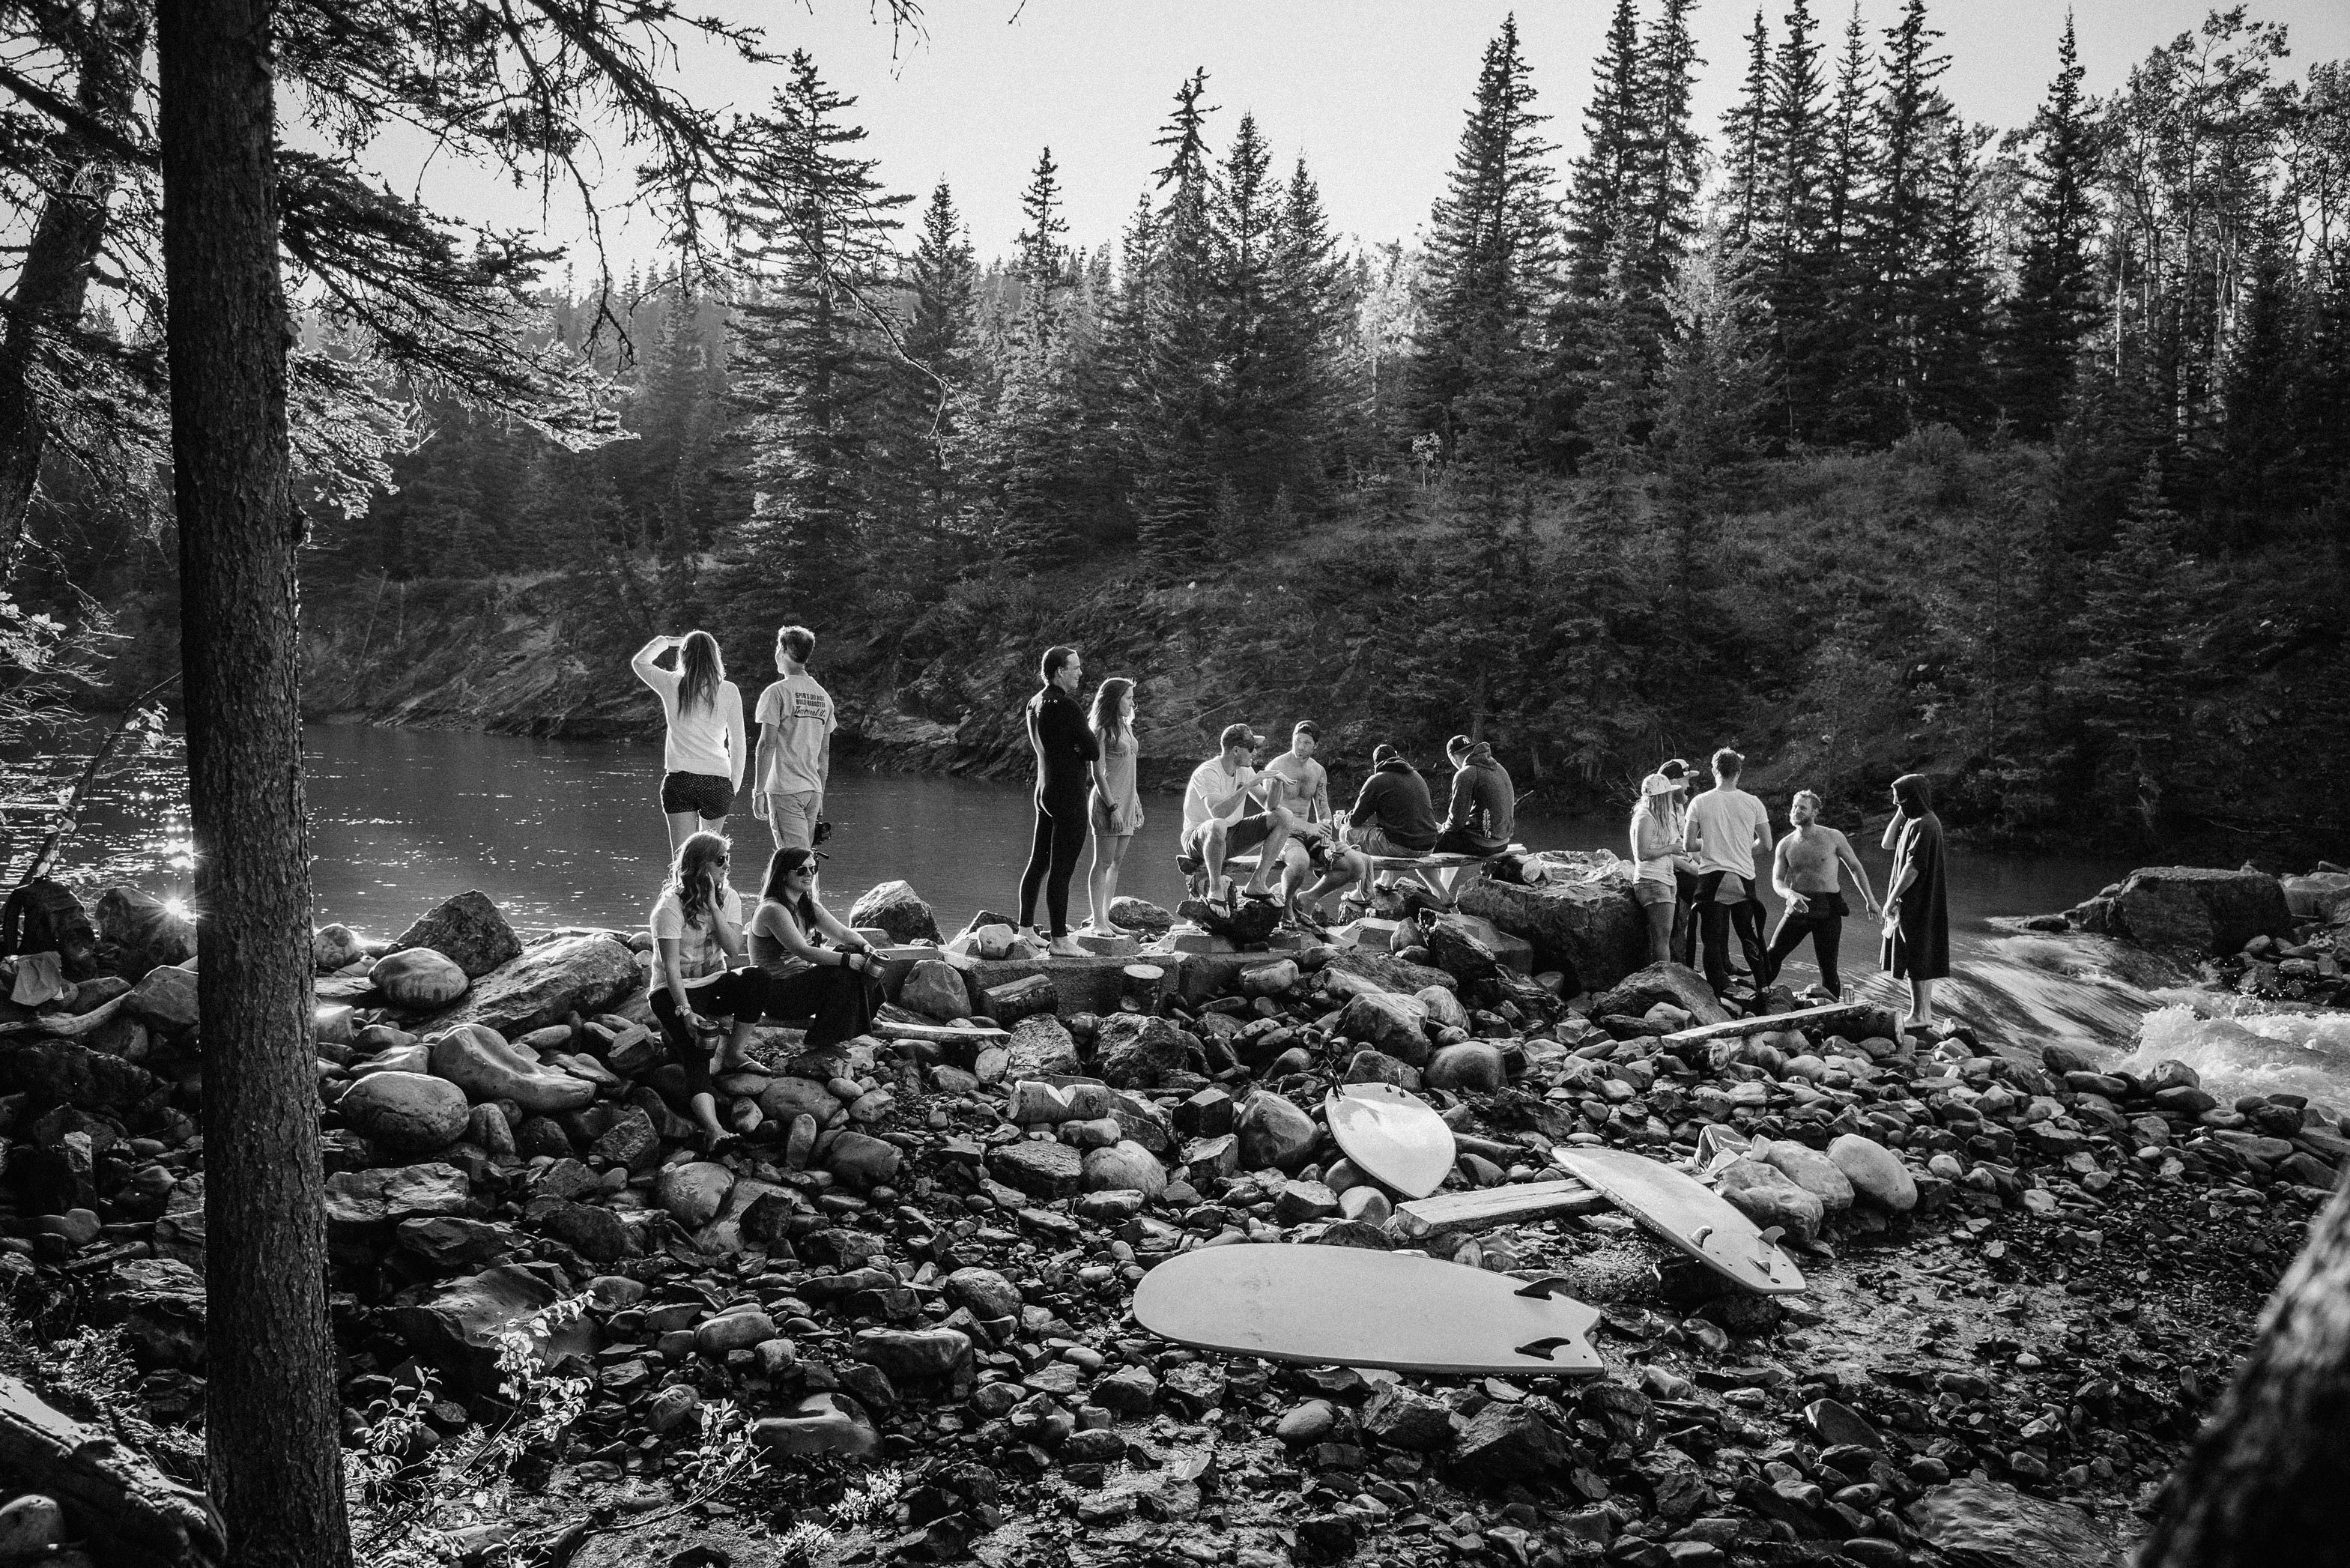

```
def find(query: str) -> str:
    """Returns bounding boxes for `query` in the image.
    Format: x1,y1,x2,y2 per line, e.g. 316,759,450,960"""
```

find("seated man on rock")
1181,723,1295,906
1432,734,1516,856
1343,743,1441,902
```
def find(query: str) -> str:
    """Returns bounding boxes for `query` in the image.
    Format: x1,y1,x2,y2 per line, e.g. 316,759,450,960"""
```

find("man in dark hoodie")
1432,735,1515,856
1345,744,1441,858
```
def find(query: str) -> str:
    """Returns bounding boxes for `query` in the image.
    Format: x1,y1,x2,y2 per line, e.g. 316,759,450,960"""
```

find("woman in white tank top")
632,631,748,853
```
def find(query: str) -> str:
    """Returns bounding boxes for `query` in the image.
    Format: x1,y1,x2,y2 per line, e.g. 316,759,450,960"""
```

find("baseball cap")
1220,723,1265,751
1661,757,1691,781
1641,772,1678,796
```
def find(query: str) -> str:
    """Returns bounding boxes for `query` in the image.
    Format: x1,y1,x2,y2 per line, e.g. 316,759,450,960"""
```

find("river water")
25,719,2202,1044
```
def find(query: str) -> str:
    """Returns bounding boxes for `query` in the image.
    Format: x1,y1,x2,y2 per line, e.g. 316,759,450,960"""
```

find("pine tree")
1845,0,1955,439
2056,458,2208,832
1551,0,1647,461
1133,69,1225,567
1014,148,1069,355
903,179,979,548
729,50,910,609
1762,0,1829,442
1411,16,1560,467
1630,0,1705,296
1718,12,1775,250
1562,0,1644,303
2003,14,2101,440
1802,3,1874,441
1913,120,1997,431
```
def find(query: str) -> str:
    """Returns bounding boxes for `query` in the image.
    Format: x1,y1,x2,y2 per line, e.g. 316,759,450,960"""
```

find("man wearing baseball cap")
1181,722,1295,904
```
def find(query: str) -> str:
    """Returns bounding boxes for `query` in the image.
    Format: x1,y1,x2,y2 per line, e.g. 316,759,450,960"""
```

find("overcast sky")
396,0,2350,279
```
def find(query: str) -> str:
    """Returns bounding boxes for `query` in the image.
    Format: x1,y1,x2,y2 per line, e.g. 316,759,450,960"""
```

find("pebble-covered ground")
0,882,2334,1568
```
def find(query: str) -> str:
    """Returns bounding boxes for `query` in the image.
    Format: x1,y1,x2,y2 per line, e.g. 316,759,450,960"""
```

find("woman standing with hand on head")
1085,676,1143,935
1880,772,1951,1031
1629,772,1693,964
632,631,747,853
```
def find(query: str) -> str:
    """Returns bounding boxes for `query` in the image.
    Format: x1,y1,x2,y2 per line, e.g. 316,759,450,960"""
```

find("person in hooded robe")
1880,772,1951,1029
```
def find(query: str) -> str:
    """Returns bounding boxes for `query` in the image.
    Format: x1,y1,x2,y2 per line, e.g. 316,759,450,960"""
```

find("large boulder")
1337,993,1431,1066
1319,948,1454,996
424,933,642,1038
1456,874,1648,997
1094,1014,1188,1089
1754,1139,1855,1211
389,891,523,978
1590,963,1730,1028
1237,1092,1318,1172
122,964,199,1032
654,1162,735,1228
1424,1041,1506,1093
847,881,942,945
1005,1014,1082,1079
371,948,469,1011
427,1024,595,1114
336,1072,469,1153
987,1139,1084,1200
899,960,974,1021
391,1263,596,1393
1828,1133,1918,1211
0,1041,158,1116
94,886,197,982
1109,897,1174,936
1715,1157,1825,1245
2084,867,2294,956
1082,1140,1168,1198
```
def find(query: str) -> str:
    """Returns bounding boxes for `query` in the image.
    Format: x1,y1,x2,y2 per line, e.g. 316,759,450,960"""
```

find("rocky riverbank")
0,872,2336,1567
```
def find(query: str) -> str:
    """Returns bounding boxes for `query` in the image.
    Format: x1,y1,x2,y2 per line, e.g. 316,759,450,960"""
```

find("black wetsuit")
1018,682,1098,937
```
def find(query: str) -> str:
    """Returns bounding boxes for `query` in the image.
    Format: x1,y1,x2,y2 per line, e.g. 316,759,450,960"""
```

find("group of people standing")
626,626,876,1148
1629,748,1950,1029
1011,644,1521,954
623,627,1960,1116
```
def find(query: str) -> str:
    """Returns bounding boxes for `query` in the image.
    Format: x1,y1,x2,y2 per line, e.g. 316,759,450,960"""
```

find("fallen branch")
12,671,178,887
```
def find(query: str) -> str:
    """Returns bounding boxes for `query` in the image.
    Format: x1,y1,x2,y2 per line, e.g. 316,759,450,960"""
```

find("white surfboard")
1324,1083,1458,1199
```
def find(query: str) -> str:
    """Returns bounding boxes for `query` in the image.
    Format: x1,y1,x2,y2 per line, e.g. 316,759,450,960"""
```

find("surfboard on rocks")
1552,1145,1807,1295
1324,1083,1456,1199
1133,1244,1605,1375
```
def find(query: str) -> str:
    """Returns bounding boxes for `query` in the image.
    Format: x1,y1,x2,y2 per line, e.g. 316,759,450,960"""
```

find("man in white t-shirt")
752,625,835,854
1682,746,1775,997
1181,723,1294,903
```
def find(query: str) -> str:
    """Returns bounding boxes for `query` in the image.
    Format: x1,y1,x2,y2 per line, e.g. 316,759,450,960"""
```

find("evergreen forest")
22,2,2350,853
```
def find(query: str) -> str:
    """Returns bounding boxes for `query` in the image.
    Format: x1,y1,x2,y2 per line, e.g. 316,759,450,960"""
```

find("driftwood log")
2140,1170,2350,1567
0,1373,224,1567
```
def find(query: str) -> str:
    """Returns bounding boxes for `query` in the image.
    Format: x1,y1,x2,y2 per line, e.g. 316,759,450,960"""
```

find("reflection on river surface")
28,722,2165,1056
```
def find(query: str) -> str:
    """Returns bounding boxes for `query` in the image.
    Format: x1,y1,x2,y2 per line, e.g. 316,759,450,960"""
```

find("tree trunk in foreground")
156,1,350,1564
0,0,147,579
2140,1170,2350,1567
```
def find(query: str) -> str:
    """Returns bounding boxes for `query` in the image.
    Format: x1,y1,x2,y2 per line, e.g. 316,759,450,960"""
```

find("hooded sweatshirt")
1442,748,1516,846
1349,758,1441,851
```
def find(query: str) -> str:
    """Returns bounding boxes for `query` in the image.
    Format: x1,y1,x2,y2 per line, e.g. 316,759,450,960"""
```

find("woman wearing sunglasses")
648,831,769,1148
748,846,885,1052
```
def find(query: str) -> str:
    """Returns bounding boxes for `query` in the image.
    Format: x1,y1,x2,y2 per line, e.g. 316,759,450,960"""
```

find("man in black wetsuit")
1017,644,1101,957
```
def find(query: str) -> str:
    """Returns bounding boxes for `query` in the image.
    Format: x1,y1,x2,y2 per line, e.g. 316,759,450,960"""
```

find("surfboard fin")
1512,1276,1581,1301
1512,1336,1584,1361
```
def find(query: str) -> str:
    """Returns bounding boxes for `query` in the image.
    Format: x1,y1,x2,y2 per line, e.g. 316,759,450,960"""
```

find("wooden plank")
870,1018,1008,1046
1661,1000,1879,1049
1394,1178,1611,1235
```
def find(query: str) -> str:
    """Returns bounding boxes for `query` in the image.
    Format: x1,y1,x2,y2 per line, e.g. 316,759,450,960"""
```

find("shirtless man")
1260,722,1368,923
1762,790,1879,997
